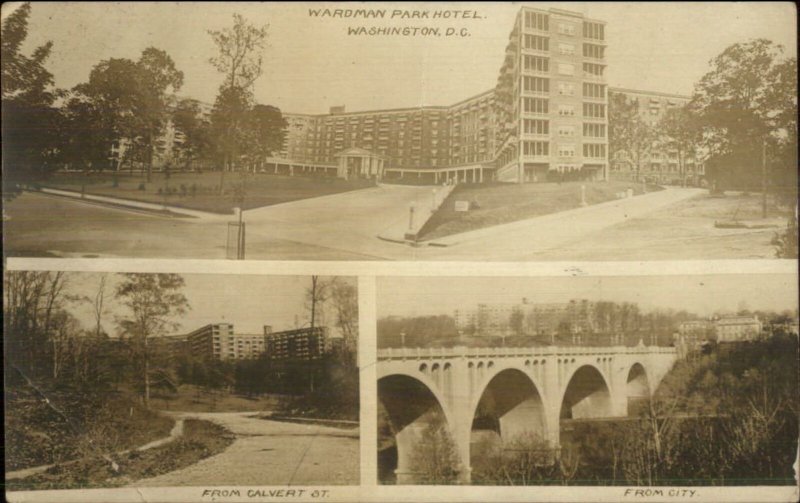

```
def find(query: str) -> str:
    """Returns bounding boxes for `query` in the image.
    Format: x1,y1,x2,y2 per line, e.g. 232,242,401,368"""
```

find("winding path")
130,412,359,486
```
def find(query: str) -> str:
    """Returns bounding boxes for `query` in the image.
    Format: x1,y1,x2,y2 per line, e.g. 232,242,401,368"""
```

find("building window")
524,11,549,31
582,103,606,118
523,97,549,114
557,42,575,55
558,82,575,96
558,125,575,137
583,143,607,158
524,55,550,73
583,62,605,77
583,22,605,40
557,63,575,76
582,83,606,99
523,141,549,156
523,76,550,94
524,119,549,135
558,144,575,157
523,34,549,51
557,22,575,36
582,43,605,59
582,123,606,137
558,104,576,117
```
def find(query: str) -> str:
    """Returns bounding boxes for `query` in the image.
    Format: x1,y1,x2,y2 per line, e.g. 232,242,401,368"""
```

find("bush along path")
6,419,234,491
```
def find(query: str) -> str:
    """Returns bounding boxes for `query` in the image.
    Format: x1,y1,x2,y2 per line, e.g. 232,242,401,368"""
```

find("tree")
305,275,329,330
71,48,183,179
1,2,62,190
210,85,252,193
172,98,212,171
135,47,184,181
242,104,287,171
609,92,656,182
115,273,189,406
208,13,269,91
658,105,701,186
690,39,795,202
328,277,358,356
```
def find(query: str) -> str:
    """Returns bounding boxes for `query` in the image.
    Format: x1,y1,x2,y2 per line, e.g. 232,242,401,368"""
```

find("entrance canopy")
335,147,386,180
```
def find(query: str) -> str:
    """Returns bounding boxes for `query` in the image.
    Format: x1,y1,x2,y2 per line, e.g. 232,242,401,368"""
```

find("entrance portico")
335,147,386,181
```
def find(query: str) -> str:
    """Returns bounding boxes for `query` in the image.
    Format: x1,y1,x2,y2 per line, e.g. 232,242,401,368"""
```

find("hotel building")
259,7,609,185
141,6,706,187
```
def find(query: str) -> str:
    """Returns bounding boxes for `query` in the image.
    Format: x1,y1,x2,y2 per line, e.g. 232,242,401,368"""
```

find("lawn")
418,180,662,240
40,171,375,214
150,385,283,413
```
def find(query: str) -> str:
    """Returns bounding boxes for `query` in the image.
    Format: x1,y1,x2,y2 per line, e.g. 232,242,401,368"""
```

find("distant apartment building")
455,298,596,336
186,323,339,361
265,326,331,360
714,316,763,342
608,87,705,185
186,323,266,361
678,319,712,337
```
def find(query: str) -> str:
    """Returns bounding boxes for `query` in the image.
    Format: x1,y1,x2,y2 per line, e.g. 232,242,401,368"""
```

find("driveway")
130,412,359,486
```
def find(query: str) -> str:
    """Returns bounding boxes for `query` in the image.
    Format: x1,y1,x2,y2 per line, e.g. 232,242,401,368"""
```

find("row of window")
583,103,606,118
583,143,607,158
523,34,549,51
520,120,608,140
583,43,605,59
522,141,609,158
583,62,605,77
583,21,605,40
524,11,549,31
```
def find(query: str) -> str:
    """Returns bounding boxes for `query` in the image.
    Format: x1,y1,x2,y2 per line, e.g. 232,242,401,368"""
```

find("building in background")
455,297,598,336
714,315,763,342
186,323,338,361
265,326,331,360
608,87,705,185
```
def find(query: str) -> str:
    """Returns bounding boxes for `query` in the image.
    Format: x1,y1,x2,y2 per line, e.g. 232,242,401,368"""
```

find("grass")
149,385,283,413
4,386,174,472
41,171,375,214
7,419,235,491
418,180,663,240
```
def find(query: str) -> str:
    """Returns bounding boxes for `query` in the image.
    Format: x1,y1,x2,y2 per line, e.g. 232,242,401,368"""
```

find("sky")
7,2,797,114
60,273,354,337
377,274,799,319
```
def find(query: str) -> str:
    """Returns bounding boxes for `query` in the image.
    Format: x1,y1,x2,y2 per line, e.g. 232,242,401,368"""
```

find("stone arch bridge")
377,343,678,483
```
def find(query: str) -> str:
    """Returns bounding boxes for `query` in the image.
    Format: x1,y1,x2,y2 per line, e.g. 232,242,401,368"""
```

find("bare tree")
208,13,270,91
115,273,189,406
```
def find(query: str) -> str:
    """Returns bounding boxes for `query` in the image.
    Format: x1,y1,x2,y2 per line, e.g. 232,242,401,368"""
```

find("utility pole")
761,139,768,219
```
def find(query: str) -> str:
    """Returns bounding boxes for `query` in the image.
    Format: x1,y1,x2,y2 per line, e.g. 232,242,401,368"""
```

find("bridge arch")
469,367,549,463
625,362,651,415
560,364,613,420
377,371,457,484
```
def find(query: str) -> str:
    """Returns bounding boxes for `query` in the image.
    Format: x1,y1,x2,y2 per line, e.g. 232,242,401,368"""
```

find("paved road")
3,185,781,261
131,412,359,487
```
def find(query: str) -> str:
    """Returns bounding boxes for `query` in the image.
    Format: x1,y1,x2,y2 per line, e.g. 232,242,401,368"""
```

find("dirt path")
130,412,359,486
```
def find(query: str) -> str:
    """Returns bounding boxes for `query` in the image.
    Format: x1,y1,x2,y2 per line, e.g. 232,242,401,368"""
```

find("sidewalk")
38,187,228,221
414,187,704,260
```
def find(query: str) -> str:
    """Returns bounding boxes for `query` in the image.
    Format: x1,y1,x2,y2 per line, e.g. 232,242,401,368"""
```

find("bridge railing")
377,345,677,360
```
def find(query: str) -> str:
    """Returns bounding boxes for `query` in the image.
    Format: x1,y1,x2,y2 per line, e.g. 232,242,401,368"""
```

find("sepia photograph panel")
2,2,797,261
4,271,359,491
376,274,799,486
